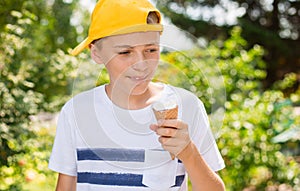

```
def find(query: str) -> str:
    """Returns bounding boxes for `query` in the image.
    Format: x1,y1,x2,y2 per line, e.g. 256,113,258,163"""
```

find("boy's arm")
178,142,225,191
55,173,77,191
150,120,225,191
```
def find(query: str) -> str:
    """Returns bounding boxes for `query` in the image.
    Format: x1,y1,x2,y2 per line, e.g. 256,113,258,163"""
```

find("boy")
48,0,226,190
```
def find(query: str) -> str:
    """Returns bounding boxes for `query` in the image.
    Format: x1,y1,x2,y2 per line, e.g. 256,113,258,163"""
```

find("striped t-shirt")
49,84,225,190
76,148,186,190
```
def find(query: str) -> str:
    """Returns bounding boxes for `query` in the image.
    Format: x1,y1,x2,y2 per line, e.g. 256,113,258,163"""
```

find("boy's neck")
105,82,163,110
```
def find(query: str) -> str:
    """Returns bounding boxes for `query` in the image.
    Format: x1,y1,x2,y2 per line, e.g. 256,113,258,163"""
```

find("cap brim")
70,38,91,56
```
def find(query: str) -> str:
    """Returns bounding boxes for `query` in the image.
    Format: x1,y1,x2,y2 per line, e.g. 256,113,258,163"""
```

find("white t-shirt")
48,84,225,190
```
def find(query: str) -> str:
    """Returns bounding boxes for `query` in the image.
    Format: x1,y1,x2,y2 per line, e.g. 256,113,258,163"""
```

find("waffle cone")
153,105,178,121
152,103,178,160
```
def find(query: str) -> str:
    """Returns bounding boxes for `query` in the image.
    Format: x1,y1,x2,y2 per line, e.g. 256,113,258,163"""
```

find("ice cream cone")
152,105,178,121
152,101,178,160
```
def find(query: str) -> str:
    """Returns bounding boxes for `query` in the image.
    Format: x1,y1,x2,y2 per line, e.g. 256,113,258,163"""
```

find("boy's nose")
132,52,147,71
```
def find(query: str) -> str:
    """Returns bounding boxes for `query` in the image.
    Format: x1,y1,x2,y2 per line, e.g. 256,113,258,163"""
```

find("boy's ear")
90,44,103,64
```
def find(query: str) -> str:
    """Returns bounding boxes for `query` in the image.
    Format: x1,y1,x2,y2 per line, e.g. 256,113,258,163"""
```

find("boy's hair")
147,11,160,24
71,0,163,56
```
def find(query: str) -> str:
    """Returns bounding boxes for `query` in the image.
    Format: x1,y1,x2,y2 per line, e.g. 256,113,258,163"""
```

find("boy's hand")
150,119,191,160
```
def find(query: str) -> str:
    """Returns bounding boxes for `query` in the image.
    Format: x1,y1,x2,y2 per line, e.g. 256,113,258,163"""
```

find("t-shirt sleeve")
190,100,225,172
48,107,77,176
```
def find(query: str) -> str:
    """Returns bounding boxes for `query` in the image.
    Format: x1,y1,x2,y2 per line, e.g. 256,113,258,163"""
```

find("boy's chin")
129,81,151,96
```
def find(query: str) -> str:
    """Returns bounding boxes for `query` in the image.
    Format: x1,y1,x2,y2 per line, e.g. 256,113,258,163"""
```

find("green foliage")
0,3,79,189
272,73,300,106
160,26,300,190
159,27,267,112
0,10,43,169
208,27,267,97
157,0,300,89
273,73,298,91
0,125,56,191
0,0,80,108
219,91,300,190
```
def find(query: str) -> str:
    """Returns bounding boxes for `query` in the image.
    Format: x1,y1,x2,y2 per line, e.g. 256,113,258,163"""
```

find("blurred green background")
0,0,299,190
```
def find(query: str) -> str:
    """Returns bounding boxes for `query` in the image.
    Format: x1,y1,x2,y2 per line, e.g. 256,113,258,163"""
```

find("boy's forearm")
178,142,225,191
56,173,77,191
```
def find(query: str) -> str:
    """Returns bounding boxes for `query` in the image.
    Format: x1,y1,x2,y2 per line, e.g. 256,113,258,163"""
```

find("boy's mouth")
130,76,147,81
127,74,149,82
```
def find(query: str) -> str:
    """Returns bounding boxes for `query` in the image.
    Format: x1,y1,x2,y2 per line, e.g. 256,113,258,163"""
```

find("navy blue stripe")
77,148,145,162
174,175,185,187
77,172,145,187
77,172,185,187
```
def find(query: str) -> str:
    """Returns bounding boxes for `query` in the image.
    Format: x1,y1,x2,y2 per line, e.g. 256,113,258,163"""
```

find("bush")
160,26,300,190
219,90,300,190
0,12,43,190
0,9,77,190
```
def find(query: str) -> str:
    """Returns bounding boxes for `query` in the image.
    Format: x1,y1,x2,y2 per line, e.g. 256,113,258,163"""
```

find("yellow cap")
71,0,163,56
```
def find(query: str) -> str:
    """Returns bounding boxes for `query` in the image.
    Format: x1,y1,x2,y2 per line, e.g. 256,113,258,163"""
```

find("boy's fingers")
156,126,177,137
158,119,178,128
158,119,187,130
150,124,158,131
159,136,175,145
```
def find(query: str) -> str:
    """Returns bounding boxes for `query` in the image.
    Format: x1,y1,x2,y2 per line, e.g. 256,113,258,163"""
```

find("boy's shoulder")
167,84,201,103
61,85,104,112
164,84,204,113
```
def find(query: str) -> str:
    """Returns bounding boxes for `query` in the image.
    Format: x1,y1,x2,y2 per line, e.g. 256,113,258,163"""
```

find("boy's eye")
146,48,158,53
118,51,130,55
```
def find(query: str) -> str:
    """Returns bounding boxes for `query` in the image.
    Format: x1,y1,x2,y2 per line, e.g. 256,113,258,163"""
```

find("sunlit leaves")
0,2,79,189
161,27,300,190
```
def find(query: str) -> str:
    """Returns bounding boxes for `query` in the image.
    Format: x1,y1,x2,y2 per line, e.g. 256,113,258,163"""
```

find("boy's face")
92,31,160,97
